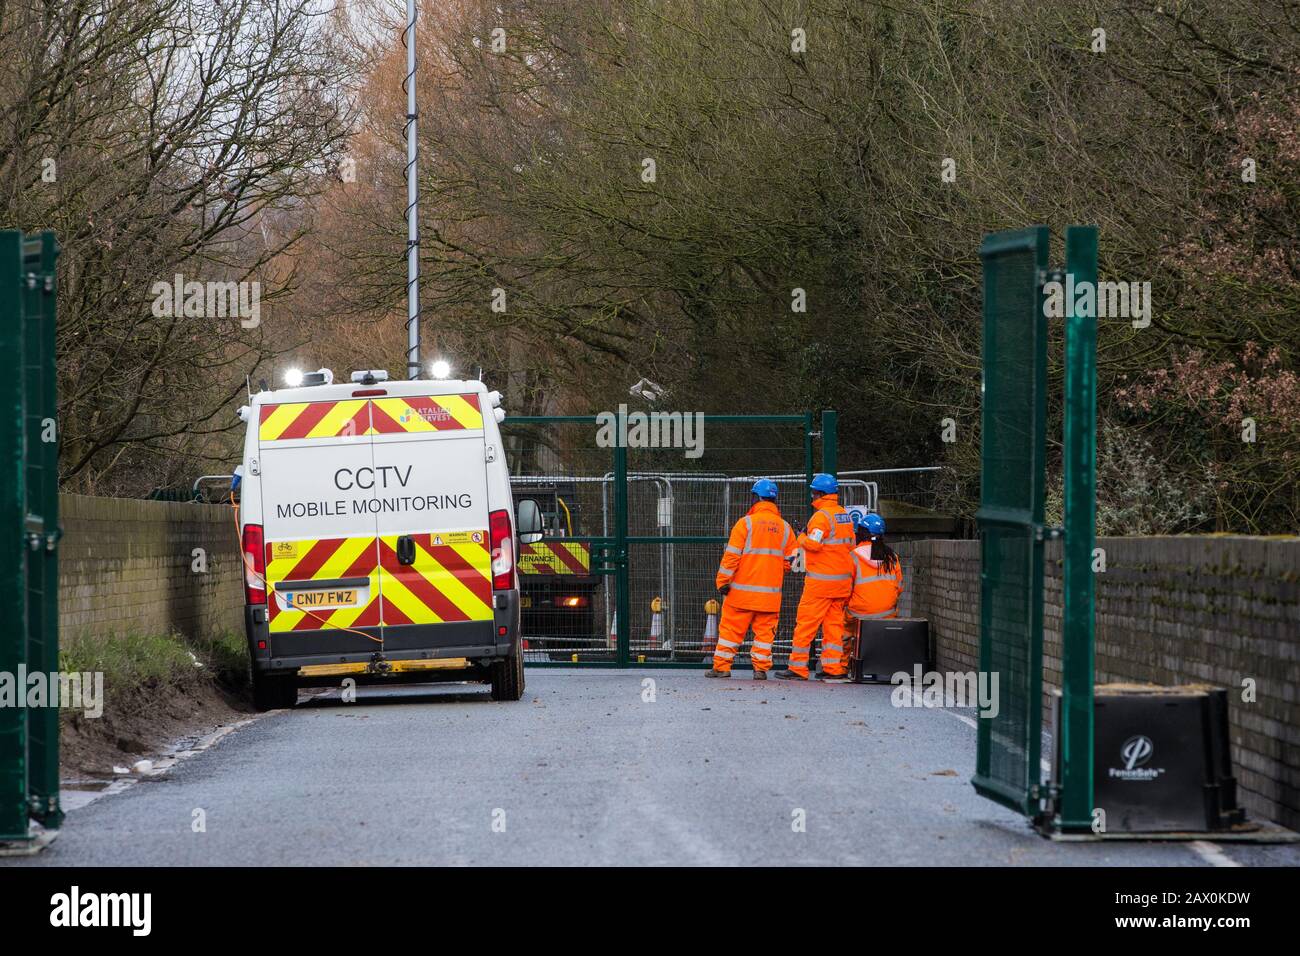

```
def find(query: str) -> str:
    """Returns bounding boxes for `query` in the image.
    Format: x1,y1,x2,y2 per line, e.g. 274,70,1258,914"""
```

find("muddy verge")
60,676,254,781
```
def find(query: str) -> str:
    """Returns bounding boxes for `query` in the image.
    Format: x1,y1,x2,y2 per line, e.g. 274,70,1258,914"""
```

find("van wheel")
490,645,525,701
252,670,298,711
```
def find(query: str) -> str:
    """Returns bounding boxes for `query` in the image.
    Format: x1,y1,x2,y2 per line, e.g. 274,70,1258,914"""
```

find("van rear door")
258,399,383,654
367,394,495,651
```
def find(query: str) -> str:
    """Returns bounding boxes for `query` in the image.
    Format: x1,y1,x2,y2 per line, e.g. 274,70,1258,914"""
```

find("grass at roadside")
59,629,248,714
57,629,253,774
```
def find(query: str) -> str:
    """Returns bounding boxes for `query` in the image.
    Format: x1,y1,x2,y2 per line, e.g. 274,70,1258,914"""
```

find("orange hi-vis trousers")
712,603,778,673
789,592,848,677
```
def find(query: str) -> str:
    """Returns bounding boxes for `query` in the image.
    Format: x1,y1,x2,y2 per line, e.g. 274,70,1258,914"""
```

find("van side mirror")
516,498,544,544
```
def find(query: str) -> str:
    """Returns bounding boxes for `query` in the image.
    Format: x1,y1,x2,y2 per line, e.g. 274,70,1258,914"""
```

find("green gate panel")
974,226,1048,817
0,229,61,842
0,232,30,841
1059,225,1098,830
505,414,818,668
23,233,61,828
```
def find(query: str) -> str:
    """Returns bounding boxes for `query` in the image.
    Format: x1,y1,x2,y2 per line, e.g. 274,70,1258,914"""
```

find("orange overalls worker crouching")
846,511,903,628
776,473,856,681
705,479,797,679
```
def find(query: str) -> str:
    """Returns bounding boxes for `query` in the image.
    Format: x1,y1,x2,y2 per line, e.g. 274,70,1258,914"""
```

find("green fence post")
821,409,838,478
0,230,30,842
613,407,630,667
803,412,815,493
24,232,60,828
1060,225,1098,831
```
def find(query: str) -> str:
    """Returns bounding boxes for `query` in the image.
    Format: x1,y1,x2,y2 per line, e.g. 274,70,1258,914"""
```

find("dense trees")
1,0,360,494
4,0,1297,531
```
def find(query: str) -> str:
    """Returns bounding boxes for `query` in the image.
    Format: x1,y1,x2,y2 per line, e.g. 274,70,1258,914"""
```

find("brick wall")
58,494,243,643
895,536,1300,829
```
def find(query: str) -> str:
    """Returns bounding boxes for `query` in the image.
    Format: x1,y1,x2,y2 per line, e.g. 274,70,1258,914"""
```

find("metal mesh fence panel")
1,230,61,840
974,227,1047,816
505,414,822,666
502,418,615,663
840,467,948,514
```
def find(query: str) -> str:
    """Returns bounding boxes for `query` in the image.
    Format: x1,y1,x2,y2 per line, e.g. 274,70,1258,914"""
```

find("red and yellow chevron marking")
518,541,591,576
369,394,482,434
377,532,492,625
258,394,483,442
259,400,370,442
265,536,381,633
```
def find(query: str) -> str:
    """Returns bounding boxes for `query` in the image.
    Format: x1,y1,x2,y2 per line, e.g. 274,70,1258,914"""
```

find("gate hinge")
1030,781,1061,826
1035,525,1063,542
24,513,43,550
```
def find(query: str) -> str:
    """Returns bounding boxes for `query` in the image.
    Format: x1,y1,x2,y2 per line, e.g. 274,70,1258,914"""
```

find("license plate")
289,588,358,609
520,596,532,608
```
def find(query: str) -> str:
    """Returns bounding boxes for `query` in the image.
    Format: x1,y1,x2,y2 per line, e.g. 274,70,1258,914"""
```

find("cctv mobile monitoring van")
234,369,544,708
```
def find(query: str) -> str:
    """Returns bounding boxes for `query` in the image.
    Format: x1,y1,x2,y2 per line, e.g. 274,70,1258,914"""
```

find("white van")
235,370,543,709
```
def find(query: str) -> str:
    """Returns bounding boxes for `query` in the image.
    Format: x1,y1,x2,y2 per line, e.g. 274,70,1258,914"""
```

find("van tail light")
488,509,514,591
242,523,267,605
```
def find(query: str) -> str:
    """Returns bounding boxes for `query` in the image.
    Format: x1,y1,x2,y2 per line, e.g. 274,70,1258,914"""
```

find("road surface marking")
1190,840,1241,867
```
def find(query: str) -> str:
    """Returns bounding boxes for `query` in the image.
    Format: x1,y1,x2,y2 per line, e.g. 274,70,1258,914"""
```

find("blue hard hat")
751,478,779,500
809,473,838,494
854,511,886,535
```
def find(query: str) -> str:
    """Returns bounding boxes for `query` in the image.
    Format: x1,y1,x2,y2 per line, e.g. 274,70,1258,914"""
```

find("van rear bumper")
245,589,521,673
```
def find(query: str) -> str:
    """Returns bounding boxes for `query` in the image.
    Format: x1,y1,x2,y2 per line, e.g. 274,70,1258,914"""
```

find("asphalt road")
7,670,1299,866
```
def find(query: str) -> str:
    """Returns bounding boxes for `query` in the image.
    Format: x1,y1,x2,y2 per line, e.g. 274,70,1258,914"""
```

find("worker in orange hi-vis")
705,479,798,680
776,473,856,682
846,512,903,623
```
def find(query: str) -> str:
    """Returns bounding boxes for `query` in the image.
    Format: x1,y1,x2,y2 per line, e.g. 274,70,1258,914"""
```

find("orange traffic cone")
702,598,720,660
649,597,664,649
607,611,617,649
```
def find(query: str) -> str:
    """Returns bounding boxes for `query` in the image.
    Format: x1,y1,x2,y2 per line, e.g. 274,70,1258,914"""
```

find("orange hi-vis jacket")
715,500,798,612
847,543,903,620
796,494,855,598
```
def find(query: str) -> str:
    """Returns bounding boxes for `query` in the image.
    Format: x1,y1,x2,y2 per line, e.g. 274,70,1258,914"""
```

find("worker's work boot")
752,670,768,681
704,668,731,678
774,669,807,681
816,670,849,682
